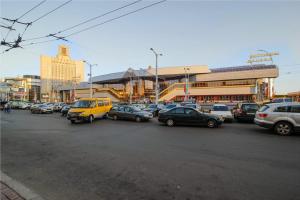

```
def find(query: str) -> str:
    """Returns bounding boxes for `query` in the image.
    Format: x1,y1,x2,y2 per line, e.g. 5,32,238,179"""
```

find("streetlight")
184,67,190,101
150,48,163,104
83,60,97,98
128,68,134,104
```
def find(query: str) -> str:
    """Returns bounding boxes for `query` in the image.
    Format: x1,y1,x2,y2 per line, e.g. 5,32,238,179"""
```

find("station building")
59,64,278,104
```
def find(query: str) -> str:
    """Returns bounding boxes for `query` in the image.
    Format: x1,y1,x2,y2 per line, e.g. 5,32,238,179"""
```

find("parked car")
158,107,223,128
61,104,71,116
143,104,163,117
210,104,233,122
183,103,201,111
31,104,53,114
254,102,300,135
108,105,153,122
233,103,259,122
19,102,31,110
67,97,112,123
53,102,66,112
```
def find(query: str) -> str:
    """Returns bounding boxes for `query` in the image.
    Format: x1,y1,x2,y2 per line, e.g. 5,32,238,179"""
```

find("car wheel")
207,119,217,128
135,116,141,122
113,115,118,120
166,119,174,127
89,115,94,123
274,122,293,136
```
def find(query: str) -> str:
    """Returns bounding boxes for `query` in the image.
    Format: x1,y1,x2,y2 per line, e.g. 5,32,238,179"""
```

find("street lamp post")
84,60,97,98
150,48,162,105
184,67,190,101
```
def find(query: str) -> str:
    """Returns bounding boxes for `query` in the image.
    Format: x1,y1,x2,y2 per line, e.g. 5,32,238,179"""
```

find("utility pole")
150,48,162,104
184,67,190,101
84,60,97,98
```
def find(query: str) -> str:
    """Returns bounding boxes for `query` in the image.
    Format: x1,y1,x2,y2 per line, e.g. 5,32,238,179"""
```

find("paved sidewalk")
1,181,25,200
1,172,45,200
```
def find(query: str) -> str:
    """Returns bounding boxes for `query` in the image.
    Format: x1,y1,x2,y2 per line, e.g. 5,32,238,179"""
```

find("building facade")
40,45,84,102
59,64,279,104
1,75,40,102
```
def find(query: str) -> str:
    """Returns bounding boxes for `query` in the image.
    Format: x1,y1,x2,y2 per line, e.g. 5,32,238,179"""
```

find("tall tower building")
40,45,84,102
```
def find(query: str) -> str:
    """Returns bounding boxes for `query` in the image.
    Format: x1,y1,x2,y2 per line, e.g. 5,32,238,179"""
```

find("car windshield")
73,101,92,108
242,104,259,111
213,106,229,111
259,105,269,112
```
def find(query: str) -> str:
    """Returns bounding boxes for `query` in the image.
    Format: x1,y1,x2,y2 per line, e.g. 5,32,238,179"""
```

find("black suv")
233,103,259,122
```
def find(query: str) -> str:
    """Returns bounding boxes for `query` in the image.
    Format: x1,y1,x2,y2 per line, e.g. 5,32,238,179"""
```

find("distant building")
40,45,84,102
23,75,41,102
59,64,279,104
288,91,300,102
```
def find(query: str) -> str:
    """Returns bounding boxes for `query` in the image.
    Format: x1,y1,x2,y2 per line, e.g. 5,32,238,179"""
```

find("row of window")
274,105,300,113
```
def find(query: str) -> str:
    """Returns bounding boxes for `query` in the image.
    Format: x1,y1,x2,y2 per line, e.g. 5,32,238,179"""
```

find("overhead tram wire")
30,0,73,24
21,0,167,47
2,0,47,42
62,0,167,38
22,0,143,42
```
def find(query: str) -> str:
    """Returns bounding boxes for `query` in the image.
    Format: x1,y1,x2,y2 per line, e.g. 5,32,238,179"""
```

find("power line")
64,0,166,38
22,0,167,47
23,0,143,42
31,0,73,24
2,0,47,42
17,0,47,20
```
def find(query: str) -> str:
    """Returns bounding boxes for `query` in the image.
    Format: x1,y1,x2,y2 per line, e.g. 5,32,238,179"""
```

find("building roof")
210,64,277,73
92,64,278,84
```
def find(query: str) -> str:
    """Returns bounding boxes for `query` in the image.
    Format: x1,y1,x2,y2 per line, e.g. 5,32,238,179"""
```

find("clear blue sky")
1,0,300,94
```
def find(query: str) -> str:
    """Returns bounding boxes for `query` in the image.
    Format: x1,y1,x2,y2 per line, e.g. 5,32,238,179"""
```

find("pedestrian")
4,103,8,113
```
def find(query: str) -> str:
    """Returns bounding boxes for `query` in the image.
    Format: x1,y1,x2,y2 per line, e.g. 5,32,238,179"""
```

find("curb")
1,172,46,200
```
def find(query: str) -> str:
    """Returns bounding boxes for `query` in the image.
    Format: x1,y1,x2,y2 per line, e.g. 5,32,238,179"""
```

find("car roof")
265,102,300,107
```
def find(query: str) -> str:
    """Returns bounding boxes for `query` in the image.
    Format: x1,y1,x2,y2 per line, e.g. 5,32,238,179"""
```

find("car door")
124,107,135,120
289,105,300,128
184,108,200,125
117,106,125,119
172,107,186,124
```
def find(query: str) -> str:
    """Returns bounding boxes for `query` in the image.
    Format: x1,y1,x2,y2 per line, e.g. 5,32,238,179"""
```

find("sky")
1,0,300,94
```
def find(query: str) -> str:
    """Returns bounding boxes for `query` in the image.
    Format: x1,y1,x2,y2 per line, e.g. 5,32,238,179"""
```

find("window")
118,107,124,112
274,106,290,113
174,108,184,114
98,100,104,107
291,105,300,113
124,107,132,112
185,108,197,115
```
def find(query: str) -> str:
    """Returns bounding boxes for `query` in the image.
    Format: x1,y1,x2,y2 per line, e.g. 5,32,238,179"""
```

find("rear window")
242,104,259,111
259,105,270,112
212,106,229,111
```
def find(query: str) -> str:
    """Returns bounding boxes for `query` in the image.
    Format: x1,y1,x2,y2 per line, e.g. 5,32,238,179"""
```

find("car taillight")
258,113,268,118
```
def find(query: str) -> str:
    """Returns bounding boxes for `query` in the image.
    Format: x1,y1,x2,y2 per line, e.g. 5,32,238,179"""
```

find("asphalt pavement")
1,110,300,200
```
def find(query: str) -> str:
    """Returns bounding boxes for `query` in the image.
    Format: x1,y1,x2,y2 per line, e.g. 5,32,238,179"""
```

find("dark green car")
108,105,153,122
158,107,223,127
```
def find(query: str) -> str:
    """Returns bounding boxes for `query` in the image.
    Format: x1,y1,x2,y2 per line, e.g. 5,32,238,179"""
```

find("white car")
210,104,233,122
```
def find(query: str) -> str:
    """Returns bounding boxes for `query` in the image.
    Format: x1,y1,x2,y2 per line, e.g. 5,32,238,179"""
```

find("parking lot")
1,110,300,200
